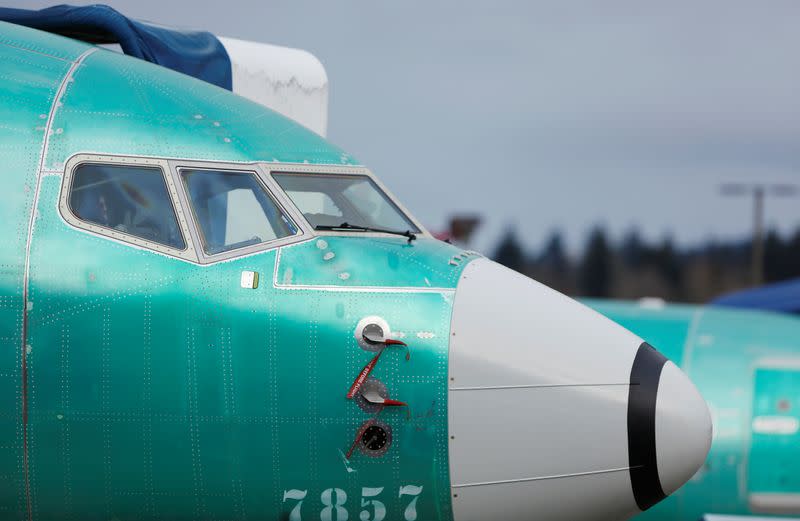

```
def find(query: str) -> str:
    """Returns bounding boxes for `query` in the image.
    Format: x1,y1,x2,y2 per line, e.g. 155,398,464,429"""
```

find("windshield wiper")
315,222,417,243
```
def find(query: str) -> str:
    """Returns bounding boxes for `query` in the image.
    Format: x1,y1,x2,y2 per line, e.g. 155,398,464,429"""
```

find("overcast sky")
10,0,800,255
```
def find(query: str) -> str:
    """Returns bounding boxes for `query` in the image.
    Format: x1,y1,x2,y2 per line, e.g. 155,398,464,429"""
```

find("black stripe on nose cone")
627,342,668,511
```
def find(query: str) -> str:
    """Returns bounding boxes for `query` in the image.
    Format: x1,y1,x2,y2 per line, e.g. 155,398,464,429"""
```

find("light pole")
719,183,799,286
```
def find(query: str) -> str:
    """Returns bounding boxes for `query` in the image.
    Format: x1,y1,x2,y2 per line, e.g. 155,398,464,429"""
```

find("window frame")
168,159,307,264
263,163,429,239
60,156,427,265
60,154,199,262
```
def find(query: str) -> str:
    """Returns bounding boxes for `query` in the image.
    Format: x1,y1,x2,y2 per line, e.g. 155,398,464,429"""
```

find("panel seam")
450,382,634,391
20,46,96,521
678,307,705,377
0,40,74,63
452,466,636,488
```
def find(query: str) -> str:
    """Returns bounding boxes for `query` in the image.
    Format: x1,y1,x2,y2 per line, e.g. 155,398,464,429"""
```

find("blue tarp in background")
712,278,800,315
0,4,232,90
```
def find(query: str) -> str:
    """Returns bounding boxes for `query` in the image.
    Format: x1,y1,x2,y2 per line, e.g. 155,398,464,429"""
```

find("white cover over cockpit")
218,37,329,137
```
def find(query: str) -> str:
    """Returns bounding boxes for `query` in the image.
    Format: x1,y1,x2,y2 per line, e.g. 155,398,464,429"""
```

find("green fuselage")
587,299,800,520
0,21,469,521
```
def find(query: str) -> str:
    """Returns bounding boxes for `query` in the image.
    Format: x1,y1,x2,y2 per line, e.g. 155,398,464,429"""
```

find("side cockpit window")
69,163,186,250
180,169,298,255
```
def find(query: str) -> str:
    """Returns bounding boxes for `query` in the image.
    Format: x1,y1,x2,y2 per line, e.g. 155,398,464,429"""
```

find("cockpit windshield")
181,169,298,255
271,173,420,234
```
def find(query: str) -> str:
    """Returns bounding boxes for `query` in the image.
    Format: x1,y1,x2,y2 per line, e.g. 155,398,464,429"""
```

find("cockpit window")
69,163,186,249
272,173,420,233
180,169,298,255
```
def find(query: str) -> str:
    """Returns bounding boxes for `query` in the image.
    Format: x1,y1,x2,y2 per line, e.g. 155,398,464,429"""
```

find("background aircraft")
0,6,711,521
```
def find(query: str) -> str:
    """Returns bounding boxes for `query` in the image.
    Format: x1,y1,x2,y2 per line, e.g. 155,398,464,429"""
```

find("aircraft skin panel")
589,301,800,521
0,20,89,62
748,367,800,505
0,28,93,520
26,175,461,520
42,48,357,172
274,236,474,290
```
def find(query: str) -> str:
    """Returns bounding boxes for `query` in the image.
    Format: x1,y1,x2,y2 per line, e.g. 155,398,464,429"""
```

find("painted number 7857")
282,485,423,521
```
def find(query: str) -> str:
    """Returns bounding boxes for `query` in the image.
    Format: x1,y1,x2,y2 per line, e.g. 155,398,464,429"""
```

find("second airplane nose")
654,359,713,497
627,343,713,510
447,259,712,521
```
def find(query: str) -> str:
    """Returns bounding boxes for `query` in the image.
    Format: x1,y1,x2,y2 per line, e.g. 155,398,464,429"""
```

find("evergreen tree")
763,229,785,282
654,236,681,288
620,229,645,269
788,230,800,280
538,231,569,274
578,227,612,297
493,228,526,273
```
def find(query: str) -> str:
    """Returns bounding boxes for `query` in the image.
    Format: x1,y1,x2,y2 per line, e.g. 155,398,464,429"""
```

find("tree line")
492,227,800,302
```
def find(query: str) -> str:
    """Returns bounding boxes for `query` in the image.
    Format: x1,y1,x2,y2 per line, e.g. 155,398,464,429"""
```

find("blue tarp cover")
0,4,232,90
712,278,800,315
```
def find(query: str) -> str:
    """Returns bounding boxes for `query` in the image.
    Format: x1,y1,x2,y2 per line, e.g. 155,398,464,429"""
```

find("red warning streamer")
346,350,383,399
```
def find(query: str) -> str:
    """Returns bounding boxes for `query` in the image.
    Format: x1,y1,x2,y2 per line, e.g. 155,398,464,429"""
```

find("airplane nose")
447,259,711,521
653,359,713,497
627,343,713,509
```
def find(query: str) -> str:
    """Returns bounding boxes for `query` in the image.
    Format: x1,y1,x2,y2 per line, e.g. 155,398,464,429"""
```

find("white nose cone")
655,362,713,495
447,259,711,521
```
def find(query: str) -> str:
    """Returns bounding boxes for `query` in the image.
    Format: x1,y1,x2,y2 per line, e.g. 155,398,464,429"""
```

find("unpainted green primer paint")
748,368,800,495
276,236,470,289
45,47,358,170
0,22,470,521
